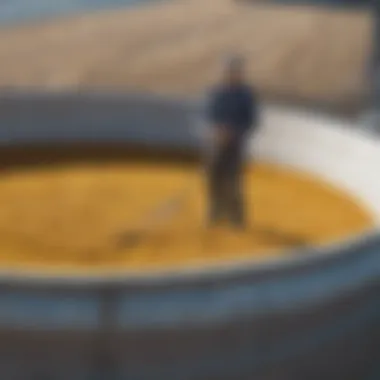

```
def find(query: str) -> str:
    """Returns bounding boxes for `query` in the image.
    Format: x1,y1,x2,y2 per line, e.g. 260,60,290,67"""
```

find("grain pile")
0,150,372,272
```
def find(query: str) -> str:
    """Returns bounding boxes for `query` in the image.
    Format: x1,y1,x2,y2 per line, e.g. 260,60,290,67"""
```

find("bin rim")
0,89,377,288
0,227,377,288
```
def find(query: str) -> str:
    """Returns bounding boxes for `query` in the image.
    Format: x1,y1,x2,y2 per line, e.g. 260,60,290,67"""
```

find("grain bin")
0,91,378,380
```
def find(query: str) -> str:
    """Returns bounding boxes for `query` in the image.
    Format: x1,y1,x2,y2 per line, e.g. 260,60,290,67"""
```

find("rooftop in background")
0,0,372,118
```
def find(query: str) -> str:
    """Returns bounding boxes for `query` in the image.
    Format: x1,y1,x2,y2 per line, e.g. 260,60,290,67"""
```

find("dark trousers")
205,136,246,227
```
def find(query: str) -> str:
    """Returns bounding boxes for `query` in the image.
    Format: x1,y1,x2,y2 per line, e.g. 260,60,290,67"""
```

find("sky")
0,0,160,25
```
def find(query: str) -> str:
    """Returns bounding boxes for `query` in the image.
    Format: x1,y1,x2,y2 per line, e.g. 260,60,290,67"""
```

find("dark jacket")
207,83,258,135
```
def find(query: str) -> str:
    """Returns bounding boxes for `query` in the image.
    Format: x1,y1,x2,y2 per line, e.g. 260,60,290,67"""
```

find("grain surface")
0,156,372,273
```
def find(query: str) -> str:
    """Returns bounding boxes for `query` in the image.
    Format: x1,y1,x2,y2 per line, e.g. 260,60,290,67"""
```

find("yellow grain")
0,158,372,273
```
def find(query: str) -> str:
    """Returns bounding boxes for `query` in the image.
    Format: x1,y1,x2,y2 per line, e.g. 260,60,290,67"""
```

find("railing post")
91,287,120,380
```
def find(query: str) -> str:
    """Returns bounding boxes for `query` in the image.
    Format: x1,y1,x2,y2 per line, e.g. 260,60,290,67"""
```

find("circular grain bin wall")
0,91,378,380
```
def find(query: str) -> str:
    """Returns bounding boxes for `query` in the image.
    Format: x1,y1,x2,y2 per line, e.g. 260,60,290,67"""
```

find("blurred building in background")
252,0,380,133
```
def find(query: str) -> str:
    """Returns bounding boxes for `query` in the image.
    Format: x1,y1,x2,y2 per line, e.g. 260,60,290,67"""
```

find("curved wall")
0,90,378,380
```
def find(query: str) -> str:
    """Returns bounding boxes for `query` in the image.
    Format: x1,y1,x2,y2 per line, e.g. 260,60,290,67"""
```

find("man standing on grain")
204,55,259,229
